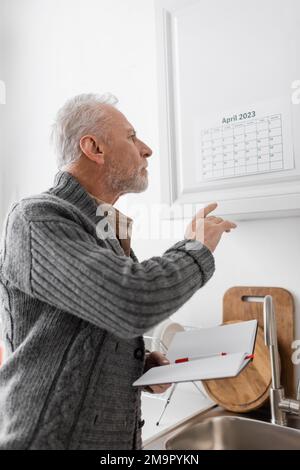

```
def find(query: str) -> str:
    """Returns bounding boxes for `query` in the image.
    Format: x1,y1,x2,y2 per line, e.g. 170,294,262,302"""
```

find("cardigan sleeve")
2,204,215,340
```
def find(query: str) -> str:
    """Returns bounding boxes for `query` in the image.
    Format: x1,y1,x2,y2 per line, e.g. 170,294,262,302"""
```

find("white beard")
107,166,148,194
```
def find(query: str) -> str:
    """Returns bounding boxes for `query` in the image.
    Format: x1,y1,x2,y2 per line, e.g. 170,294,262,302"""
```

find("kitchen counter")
141,381,214,446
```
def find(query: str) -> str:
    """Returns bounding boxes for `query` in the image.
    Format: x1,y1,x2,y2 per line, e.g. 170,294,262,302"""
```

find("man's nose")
141,141,153,158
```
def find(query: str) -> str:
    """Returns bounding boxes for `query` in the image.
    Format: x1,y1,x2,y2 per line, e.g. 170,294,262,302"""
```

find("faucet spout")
263,295,300,426
263,295,281,391
264,295,277,347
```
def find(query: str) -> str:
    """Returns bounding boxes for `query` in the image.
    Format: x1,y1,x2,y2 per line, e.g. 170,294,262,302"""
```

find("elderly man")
0,93,236,450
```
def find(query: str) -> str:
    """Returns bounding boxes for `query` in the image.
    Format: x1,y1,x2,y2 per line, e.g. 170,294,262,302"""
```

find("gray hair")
51,92,119,169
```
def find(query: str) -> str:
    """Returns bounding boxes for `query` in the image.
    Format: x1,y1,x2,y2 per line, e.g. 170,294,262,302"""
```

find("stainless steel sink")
143,405,300,450
166,414,300,450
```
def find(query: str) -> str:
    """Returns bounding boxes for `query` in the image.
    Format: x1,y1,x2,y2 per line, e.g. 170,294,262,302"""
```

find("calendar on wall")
195,100,295,183
156,0,300,219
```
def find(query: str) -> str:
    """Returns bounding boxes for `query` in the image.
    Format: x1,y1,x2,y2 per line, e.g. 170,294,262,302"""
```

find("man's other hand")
142,351,172,394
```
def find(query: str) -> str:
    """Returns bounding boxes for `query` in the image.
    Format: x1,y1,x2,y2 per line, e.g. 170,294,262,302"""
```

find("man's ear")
79,135,105,165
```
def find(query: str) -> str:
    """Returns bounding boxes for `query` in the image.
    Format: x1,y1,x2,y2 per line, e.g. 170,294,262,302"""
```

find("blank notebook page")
166,319,257,362
132,320,257,387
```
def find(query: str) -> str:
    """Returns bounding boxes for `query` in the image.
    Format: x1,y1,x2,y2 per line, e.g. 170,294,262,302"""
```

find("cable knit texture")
0,171,215,450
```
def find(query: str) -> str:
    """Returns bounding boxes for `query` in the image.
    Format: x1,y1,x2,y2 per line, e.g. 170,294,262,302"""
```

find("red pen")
245,354,255,360
175,353,254,364
175,352,228,363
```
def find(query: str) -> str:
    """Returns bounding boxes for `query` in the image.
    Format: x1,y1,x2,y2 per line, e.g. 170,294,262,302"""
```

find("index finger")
195,202,218,219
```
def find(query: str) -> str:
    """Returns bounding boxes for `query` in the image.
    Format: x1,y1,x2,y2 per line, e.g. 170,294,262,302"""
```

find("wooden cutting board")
202,286,294,412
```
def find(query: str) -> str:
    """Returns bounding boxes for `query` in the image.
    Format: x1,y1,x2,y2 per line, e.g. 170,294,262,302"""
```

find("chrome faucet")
263,295,300,426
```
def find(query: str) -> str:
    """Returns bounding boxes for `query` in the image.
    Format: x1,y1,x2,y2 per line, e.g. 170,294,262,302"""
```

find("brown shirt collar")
88,193,133,257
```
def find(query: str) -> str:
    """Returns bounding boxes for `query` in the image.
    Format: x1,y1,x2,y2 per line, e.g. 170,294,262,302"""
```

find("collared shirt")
88,193,133,257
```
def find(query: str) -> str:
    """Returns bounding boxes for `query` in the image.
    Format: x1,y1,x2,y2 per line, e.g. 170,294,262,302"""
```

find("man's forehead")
101,104,134,131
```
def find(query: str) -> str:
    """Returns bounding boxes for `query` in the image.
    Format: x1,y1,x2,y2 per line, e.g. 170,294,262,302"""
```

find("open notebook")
133,319,258,387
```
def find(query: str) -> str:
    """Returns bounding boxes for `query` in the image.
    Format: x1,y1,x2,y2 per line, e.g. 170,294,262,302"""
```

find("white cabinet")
155,0,300,219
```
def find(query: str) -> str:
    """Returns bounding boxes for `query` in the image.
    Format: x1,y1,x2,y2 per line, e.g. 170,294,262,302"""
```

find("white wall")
0,0,299,388
0,4,6,222
0,0,161,224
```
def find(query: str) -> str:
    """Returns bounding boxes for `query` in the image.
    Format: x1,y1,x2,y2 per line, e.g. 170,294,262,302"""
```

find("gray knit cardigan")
0,171,215,450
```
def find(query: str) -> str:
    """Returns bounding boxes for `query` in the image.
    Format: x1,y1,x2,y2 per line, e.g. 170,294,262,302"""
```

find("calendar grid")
200,114,284,181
